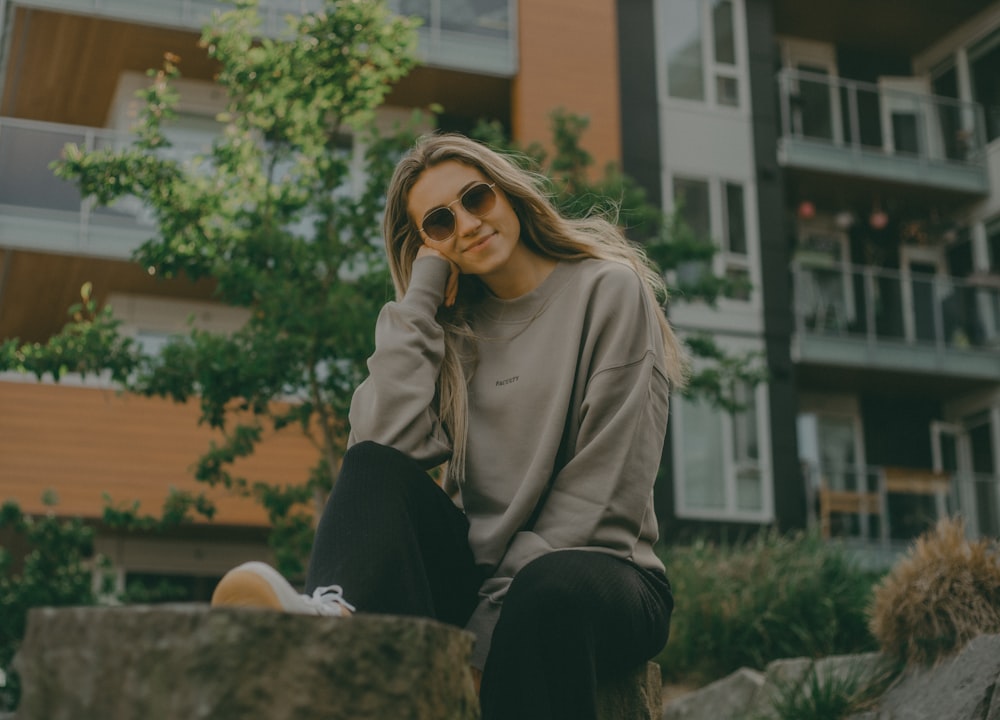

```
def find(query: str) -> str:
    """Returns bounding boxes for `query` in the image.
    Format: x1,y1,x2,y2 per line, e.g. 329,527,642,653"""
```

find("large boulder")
13,604,479,720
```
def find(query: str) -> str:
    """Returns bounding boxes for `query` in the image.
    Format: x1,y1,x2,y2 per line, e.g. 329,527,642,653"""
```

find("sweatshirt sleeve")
347,255,454,469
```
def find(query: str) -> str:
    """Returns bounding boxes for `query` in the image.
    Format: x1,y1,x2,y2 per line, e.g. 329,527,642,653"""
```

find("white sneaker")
211,561,355,616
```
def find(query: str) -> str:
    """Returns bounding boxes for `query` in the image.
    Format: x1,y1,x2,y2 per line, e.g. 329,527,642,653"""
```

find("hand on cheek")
417,244,461,308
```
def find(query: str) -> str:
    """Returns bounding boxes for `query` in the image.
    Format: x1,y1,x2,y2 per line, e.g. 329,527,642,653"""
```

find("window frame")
668,172,755,303
656,0,748,110
672,379,773,522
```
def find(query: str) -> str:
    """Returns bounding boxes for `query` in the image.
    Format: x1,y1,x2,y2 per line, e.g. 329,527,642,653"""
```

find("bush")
0,499,97,711
657,530,880,685
868,516,1000,667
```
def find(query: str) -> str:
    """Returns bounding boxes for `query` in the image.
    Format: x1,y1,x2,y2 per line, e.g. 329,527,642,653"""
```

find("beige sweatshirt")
348,255,671,669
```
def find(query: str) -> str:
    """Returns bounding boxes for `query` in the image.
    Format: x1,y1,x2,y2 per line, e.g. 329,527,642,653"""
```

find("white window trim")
673,378,774,522
655,0,750,112
666,172,760,306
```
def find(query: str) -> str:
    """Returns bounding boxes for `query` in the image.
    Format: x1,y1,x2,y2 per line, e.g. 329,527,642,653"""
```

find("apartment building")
0,0,624,595
621,0,1000,559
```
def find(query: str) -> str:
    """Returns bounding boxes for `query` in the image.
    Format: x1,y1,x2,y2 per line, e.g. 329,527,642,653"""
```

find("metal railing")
9,0,516,74
776,68,988,178
792,260,1000,353
805,463,1000,551
0,116,212,246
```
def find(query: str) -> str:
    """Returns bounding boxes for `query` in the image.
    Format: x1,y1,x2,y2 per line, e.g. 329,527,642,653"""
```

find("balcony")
805,463,1000,565
0,116,207,259
776,69,989,196
792,261,1000,379
7,0,516,77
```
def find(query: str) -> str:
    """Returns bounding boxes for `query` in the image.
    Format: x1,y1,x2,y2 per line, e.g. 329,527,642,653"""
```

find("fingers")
445,261,460,307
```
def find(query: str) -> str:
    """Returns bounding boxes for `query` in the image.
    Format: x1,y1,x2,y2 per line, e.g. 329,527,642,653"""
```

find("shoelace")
306,584,356,616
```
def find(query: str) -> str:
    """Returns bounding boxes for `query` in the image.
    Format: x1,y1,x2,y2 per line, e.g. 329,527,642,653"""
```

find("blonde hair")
383,133,687,484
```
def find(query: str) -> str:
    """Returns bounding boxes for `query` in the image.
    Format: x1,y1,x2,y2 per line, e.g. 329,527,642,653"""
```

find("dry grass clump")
869,517,1000,666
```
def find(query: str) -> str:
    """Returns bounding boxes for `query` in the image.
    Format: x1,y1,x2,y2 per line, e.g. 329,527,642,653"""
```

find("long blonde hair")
383,133,687,483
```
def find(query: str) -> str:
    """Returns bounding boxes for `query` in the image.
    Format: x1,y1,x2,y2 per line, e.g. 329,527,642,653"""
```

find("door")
878,76,942,159
933,415,1000,537
781,40,843,145
901,245,947,345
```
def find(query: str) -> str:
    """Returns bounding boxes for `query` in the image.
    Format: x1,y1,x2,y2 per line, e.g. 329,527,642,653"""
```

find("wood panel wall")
513,0,622,171
0,380,321,526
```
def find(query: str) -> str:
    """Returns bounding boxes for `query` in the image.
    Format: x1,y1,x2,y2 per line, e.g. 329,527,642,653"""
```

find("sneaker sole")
211,561,295,612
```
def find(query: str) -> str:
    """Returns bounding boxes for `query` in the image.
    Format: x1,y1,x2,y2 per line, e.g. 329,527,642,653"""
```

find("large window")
660,0,742,107
969,30,1000,143
671,174,752,300
675,381,769,519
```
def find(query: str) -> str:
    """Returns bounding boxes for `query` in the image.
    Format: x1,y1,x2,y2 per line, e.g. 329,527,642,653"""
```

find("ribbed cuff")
401,256,451,315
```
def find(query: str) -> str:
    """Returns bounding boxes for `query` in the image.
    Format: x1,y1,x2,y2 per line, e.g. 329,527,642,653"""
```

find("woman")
212,133,686,719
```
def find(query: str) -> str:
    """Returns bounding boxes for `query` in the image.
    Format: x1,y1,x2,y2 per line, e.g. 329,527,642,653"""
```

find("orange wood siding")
513,0,622,170
0,380,320,526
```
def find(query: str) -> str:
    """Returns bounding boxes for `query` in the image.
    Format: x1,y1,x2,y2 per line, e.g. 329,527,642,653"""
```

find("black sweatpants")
305,441,673,720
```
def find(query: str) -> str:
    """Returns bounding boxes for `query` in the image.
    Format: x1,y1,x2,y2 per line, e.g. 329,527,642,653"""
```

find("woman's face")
407,160,527,291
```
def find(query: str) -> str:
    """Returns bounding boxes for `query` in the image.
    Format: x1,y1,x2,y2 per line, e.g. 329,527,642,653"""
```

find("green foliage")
657,530,880,685
35,0,421,576
0,282,140,383
869,517,1000,667
764,659,898,720
0,498,98,711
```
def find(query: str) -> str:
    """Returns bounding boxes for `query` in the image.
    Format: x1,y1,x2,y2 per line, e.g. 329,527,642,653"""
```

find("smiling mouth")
464,232,494,253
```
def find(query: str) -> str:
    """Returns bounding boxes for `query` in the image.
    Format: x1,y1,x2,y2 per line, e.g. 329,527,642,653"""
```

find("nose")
453,203,483,237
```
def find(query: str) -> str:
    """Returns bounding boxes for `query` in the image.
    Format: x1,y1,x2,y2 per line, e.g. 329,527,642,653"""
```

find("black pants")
305,441,673,720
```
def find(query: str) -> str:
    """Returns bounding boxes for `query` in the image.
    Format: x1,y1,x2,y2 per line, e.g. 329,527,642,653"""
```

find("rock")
597,661,662,720
13,604,479,720
875,634,1000,720
662,667,767,720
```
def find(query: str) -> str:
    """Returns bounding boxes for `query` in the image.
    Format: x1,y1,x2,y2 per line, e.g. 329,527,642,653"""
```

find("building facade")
622,0,1000,559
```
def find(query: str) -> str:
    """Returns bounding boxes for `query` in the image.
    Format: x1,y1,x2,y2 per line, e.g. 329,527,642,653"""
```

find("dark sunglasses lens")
462,183,496,215
422,208,455,242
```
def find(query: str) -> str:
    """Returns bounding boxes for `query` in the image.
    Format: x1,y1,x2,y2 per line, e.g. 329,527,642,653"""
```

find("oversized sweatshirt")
348,254,671,669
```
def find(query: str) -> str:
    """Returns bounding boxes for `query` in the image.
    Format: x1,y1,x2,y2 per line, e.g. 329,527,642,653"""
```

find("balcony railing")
776,68,989,195
805,463,1000,560
792,261,1000,378
0,116,218,258
8,0,516,76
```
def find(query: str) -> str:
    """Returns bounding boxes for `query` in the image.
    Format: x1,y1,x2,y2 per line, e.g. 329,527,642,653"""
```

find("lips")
463,231,495,253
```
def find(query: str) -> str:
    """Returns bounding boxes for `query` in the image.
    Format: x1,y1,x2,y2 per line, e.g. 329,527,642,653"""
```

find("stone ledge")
11,604,662,720
14,604,479,720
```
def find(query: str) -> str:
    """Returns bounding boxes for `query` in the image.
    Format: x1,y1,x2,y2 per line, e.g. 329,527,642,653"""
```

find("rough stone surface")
597,661,662,720
661,636,1000,720
14,604,479,720
872,634,1000,720
661,667,767,720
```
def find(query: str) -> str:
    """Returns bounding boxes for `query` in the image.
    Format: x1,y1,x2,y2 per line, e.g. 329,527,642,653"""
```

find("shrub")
0,499,97,712
657,530,880,684
868,516,1000,667
764,658,898,720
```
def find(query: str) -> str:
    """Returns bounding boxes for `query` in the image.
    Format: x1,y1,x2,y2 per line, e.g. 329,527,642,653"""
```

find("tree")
2,0,421,576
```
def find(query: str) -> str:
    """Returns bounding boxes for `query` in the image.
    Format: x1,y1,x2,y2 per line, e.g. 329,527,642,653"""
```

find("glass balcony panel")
795,262,1000,359
777,69,988,194
440,0,509,37
0,123,84,213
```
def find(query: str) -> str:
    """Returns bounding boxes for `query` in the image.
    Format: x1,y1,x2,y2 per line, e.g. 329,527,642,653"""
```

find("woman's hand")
417,244,460,308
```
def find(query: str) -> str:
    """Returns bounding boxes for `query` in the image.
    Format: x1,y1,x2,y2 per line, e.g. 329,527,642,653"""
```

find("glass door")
933,414,1000,537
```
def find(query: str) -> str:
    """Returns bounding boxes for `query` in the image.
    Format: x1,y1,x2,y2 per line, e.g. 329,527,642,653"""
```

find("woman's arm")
347,254,456,469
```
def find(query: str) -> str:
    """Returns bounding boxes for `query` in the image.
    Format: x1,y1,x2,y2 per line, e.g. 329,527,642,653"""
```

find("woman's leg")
305,440,483,627
479,550,673,720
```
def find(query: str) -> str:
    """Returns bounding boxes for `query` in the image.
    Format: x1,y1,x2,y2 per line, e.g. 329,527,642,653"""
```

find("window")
671,175,752,300
660,0,742,107
675,382,769,519
969,30,1000,143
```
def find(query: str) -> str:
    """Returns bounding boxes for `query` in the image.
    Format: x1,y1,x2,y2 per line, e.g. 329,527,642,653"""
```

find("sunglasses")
420,182,498,243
